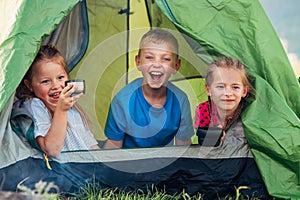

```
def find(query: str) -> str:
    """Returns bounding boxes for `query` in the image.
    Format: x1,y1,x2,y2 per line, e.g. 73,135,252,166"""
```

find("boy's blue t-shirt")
104,78,194,148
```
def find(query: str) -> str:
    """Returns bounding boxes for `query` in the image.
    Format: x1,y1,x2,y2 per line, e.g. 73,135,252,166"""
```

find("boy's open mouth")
150,71,163,81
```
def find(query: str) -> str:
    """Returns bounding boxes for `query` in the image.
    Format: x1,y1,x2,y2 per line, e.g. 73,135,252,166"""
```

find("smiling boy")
104,29,194,149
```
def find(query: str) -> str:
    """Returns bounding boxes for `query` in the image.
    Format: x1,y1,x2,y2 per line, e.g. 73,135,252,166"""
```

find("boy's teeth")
150,72,163,76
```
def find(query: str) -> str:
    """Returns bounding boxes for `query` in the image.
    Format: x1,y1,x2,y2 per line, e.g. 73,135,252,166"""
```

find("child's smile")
28,61,68,110
149,71,163,79
206,68,248,117
49,91,61,100
135,41,180,89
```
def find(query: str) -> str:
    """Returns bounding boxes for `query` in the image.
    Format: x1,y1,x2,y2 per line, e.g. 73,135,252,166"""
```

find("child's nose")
153,58,162,67
52,80,61,89
224,87,233,95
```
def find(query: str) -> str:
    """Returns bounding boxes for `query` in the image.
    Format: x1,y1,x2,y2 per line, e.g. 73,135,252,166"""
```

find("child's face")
25,61,68,110
135,41,180,89
206,68,248,116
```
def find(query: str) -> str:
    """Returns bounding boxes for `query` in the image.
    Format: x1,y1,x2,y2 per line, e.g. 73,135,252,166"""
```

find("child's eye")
233,86,241,90
58,76,65,80
162,57,171,62
145,56,153,60
41,80,49,84
216,85,224,89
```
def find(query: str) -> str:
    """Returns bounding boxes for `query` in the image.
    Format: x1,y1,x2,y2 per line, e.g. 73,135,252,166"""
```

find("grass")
65,186,203,200
61,184,264,200
16,179,267,200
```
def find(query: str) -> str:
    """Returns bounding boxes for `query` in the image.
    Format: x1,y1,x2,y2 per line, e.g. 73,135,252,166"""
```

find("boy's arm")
104,98,126,149
104,139,123,149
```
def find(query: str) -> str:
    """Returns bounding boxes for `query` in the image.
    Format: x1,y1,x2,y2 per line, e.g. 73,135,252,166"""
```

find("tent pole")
125,0,130,85
144,0,153,28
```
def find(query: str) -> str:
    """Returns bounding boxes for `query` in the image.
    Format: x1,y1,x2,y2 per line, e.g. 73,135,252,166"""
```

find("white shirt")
22,98,98,151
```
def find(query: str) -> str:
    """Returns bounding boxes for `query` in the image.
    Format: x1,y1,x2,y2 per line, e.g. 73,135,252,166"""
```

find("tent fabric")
155,0,300,198
10,100,40,150
42,2,89,72
0,147,271,199
0,0,299,199
70,0,132,138
0,0,80,113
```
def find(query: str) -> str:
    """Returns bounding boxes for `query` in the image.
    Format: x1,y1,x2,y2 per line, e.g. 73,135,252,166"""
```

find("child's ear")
205,85,211,96
172,58,181,74
135,55,142,71
242,86,249,98
24,79,32,92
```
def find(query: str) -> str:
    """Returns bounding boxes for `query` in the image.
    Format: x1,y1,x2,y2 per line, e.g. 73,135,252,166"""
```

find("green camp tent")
1,0,300,199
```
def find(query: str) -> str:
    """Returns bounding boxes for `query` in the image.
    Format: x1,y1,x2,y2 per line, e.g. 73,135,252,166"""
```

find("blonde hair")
138,29,179,57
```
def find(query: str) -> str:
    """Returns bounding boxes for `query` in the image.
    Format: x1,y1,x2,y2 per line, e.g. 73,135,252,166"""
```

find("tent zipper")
43,153,53,170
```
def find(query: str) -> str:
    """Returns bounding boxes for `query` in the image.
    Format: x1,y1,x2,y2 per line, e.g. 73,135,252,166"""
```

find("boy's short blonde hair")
138,29,179,56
